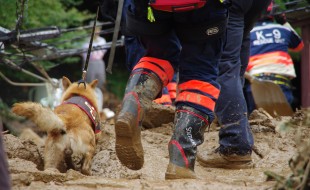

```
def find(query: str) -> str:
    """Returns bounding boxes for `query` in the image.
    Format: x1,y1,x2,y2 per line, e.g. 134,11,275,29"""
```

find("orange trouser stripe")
176,91,216,111
167,82,177,99
133,57,174,86
169,92,177,100
167,82,177,91
178,80,220,99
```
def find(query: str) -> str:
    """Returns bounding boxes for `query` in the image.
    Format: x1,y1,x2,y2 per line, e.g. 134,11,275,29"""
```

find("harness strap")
62,96,101,134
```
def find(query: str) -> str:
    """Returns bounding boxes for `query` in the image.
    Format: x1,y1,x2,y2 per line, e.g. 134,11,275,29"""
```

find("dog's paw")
81,168,91,176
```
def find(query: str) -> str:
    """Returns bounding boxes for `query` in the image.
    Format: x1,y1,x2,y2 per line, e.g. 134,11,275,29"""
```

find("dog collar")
62,96,101,134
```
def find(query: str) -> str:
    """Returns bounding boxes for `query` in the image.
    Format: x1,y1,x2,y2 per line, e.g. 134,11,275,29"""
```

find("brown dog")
12,76,101,175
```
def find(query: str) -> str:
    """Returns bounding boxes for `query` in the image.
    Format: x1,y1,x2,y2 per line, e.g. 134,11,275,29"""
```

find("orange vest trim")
247,51,294,71
178,80,220,99
289,41,304,52
176,91,216,111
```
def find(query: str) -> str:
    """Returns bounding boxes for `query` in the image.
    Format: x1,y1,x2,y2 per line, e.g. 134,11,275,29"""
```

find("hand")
274,13,287,25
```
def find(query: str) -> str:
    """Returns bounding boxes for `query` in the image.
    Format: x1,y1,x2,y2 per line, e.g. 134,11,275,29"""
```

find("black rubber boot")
115,70,162,170
165,106,209,179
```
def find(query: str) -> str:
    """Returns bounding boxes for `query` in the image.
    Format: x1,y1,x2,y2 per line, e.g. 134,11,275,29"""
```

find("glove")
274,13,287,25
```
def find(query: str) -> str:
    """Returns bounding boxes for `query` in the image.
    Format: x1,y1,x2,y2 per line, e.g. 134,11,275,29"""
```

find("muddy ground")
2,102,309,190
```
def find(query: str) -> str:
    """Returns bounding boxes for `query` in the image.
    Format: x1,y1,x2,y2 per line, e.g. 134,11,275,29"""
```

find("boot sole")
115,118,144,170
165,163,197,180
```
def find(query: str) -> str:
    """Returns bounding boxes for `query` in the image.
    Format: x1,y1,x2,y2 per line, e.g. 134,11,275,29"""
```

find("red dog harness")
149,0,207,12
62,96,101,134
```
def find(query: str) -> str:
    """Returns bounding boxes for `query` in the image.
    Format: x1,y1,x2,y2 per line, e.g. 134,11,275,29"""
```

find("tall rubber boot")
115,70,163,170
165,106,209,179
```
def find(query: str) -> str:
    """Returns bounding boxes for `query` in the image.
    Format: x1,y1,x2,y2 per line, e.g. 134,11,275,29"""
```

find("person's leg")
115,28,179,170
86,60,104,85
166,35,223,179
124,36,146,71
95,60,106,88
197,0,254,169
279,85,294,105
165,0,228,178
244,80,257,114
241,35,257,114
198,0,272,169
216,1,254,156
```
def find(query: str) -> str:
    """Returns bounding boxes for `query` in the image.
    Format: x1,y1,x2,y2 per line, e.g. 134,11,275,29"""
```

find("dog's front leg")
81,147,95,175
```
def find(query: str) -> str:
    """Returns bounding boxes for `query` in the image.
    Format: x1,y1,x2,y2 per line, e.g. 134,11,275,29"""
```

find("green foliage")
0,0,91,29
0,0,93,82
60,0,84,9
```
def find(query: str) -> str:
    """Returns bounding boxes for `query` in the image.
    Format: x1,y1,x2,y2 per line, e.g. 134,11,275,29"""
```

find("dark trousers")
215,0,272,155
126,0,227,121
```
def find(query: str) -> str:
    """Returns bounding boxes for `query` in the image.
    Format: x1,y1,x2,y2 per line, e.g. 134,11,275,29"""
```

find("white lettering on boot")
186,127,196,146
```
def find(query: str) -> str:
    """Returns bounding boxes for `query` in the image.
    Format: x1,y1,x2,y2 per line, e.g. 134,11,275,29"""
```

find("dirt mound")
3,107,310,189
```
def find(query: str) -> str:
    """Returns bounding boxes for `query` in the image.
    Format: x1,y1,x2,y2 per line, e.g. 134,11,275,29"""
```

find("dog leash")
78,6,100,88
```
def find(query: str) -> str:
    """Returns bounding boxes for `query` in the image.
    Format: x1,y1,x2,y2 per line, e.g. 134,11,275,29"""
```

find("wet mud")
4,106,310,190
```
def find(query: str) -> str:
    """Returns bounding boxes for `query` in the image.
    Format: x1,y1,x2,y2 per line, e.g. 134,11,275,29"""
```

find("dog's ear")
89,79,98,88
62,76,72,90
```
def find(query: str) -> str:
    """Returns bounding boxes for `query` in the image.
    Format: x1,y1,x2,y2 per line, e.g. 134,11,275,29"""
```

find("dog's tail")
12,102,66,134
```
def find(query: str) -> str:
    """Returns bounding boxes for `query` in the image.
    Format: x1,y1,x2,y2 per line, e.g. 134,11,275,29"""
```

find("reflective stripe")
247,51,293,71
167,82,177,91
178,80,220,99
154,94,172,105
133,57,174,86
176,91,216,111
167,82,177,99
169,92,177,100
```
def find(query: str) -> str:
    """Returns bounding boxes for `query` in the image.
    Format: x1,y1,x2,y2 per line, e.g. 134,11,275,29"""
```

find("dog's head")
60,76,99,111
